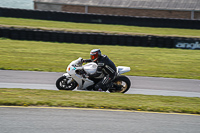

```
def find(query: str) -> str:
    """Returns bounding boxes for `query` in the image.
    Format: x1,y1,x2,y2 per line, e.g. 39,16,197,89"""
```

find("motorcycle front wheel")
56,76,77,90
108,75,131,93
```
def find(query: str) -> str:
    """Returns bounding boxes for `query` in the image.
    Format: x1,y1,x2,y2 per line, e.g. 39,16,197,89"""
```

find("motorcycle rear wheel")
108,75,131,93
56,76,77,90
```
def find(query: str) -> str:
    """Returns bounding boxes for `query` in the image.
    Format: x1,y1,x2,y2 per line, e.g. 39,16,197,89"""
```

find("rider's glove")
82,59,86,63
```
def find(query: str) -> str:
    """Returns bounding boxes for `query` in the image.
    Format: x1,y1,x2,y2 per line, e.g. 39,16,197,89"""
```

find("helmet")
90,49,101,62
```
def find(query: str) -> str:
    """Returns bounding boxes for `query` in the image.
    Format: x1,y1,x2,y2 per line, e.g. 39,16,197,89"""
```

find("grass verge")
1,17,200,37
0,38,200,79
0,88,200,114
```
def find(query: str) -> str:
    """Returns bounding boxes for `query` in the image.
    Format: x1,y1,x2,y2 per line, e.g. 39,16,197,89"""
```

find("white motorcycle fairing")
117,66,131,75
83,62,97,74
63,58,96,90
57,57,131,92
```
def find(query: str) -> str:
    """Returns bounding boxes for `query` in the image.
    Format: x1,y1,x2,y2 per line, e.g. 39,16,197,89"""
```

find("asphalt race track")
0,107,200,133
1,70,200,133
0,70,199,97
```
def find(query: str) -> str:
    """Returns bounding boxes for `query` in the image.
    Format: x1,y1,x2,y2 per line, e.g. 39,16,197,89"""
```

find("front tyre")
56,76,77,90
109,75,131,93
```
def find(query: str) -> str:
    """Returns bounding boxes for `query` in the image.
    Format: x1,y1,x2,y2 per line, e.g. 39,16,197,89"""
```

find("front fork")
63,73,82,90
63,73,73,84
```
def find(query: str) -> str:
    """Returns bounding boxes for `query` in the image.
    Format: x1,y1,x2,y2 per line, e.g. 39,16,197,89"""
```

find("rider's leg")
94,75,114,91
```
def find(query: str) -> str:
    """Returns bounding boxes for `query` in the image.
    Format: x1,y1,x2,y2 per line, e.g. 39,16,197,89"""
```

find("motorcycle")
56,57,131,93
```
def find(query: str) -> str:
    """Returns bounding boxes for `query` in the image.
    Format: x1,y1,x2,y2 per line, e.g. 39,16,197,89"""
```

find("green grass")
1,17,199,114
1,88,200,114
1,17,200,37
0,38,200,79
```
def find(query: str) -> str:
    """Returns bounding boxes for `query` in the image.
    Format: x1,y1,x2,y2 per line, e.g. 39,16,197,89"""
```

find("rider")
83,49,117,91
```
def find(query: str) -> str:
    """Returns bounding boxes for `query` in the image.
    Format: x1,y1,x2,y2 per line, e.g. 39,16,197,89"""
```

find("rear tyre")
56,76,77,90
108,75,131,93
